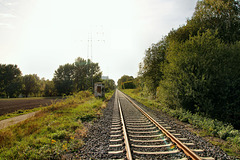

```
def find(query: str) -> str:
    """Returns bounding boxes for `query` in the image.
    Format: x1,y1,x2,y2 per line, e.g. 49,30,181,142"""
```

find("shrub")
158,31,240,129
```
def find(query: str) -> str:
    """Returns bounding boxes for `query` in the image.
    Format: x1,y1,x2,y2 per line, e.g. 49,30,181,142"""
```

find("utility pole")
86,25,105,92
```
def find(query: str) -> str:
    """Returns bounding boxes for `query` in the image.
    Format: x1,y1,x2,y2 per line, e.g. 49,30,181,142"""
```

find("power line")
86,26,105,91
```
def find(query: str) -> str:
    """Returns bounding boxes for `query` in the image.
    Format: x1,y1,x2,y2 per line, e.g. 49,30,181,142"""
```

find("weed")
51,130,68,140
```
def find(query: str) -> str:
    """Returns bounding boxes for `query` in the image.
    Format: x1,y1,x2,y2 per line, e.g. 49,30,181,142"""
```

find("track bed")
74,90,235,159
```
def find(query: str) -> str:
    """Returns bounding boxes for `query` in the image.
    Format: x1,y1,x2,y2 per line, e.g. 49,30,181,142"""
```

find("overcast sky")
0,0,198,83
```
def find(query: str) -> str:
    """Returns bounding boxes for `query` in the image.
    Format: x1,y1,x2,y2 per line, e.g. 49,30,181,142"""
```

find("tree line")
117,75,136,89
131,0,240,129
0,57,115,98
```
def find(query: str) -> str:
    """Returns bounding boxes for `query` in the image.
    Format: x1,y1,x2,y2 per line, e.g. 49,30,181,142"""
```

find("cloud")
0,23,14,29
5,2,18,6
0,13,16,18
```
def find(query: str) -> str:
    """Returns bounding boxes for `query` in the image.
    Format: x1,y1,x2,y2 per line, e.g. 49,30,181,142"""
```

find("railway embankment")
0,91,113,159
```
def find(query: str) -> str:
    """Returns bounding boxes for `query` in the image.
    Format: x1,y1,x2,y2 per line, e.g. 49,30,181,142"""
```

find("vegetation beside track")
0,91,114,159
122,89,240,158
0,97,61,121
126,0,240,130
0,97,59,101
0,107,42,121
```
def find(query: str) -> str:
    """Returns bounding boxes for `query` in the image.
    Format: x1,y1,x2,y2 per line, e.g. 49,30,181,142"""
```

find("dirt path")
0,111,40,130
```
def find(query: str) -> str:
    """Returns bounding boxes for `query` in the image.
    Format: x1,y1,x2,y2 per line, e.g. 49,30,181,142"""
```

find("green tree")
53,57,102,95
167,0,240,43
38,78,46,97
44,80,56,97
138,40,167,96
103,79,115,92
137,0,240,129
0,64,22,98
22,74,41,97
32,74,41,96
53,63,75,96
117,75,136,89
192,0,240,43
158,31,240,128
74,57,102,91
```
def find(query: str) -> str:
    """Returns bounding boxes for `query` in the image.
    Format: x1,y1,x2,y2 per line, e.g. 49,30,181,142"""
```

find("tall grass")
0,91,111,159
122,89,240,157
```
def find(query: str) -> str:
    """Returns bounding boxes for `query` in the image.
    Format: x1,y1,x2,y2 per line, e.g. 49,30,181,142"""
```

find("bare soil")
0,98,59,116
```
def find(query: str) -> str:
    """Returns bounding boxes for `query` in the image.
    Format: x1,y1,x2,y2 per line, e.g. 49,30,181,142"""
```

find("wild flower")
51,139,56,144
62,143,68,151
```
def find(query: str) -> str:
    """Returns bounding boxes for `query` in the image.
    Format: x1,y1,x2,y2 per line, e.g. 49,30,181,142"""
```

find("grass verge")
122,89,240,158
0,97,61,121
0,107,44,121
0,91,114,159
0,97,60,101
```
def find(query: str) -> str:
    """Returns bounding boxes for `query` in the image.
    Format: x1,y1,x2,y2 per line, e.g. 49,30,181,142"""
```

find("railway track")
108,90,214,160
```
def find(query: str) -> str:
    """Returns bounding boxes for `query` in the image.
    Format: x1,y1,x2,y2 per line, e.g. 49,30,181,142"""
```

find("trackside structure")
94,82,105,97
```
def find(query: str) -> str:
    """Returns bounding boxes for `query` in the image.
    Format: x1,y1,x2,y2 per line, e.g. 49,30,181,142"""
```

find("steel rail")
119,90,202,160
117,98,132,160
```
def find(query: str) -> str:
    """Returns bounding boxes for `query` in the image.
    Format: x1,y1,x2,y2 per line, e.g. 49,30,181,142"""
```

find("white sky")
0,0,198,83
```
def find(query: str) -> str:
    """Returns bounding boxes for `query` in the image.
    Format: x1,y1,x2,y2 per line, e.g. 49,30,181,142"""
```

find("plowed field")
0,98,60,116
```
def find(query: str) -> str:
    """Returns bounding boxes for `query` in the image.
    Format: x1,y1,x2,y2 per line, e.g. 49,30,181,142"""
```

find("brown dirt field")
0,98,60,116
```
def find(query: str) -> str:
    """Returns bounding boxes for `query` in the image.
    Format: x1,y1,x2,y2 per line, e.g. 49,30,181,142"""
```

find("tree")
167,0,240,43
38,78,46,97
117,75,136,89
53,57,102,95
44,80,56,97
103,79,115,92
138,40,167,96
53,63,75,96
22,74,41,97
192,0,240,43
32,74,41,96
158,31,240,128
0,64,22,98
138,0,240,129
74,57,102,91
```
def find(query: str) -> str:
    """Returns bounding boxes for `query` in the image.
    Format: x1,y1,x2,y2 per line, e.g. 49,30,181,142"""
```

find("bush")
158,31,240,129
